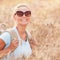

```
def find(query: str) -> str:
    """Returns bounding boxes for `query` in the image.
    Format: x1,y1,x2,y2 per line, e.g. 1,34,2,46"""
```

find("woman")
0,4,38,59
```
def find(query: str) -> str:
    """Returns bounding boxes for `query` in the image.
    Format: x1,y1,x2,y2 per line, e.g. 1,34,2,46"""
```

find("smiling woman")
0,4,37,60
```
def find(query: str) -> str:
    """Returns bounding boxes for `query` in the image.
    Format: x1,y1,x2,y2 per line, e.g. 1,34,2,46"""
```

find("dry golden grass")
0,0,60,60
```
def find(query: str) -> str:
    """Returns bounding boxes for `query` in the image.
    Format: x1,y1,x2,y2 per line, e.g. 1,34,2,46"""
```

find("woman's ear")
13,15,16,20
13,15,15,19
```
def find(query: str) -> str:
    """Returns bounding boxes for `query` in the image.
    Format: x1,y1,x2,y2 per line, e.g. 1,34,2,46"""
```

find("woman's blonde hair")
12,4,30,16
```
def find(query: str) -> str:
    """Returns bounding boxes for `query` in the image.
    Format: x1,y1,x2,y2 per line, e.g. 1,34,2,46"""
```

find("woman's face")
14,6,31,26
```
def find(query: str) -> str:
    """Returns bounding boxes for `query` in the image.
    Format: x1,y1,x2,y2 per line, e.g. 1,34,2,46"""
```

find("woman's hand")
9,39,19,51
30,38,38,48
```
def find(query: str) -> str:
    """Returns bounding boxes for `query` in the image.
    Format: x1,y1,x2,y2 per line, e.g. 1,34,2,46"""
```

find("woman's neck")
16,24,27,41
16,24,26,34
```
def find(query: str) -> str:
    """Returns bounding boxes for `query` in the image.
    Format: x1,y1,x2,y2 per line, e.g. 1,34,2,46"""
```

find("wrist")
8,45,15,51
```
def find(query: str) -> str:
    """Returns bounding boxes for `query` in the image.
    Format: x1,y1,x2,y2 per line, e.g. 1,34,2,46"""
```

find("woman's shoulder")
6,26,16,31
7,27,18,40
0,26,18,41
26,29,32,40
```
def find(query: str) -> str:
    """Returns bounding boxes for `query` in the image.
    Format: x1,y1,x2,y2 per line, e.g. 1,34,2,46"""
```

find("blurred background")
0,0,60,60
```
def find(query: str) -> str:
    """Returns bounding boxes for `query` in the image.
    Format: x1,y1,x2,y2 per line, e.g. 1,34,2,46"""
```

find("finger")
14,41,19,45
13,42,19,47
14,40,19,43
12,40,19,44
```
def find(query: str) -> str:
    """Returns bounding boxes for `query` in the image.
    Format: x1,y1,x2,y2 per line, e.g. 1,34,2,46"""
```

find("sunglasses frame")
15,11,31,17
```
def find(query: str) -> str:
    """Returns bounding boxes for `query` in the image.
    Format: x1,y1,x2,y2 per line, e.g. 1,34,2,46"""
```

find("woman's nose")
21,15,26,19
23,14,26,17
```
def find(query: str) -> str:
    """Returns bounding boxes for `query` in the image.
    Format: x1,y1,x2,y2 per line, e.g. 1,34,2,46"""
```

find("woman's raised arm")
0,39,6,51
0,39,18,58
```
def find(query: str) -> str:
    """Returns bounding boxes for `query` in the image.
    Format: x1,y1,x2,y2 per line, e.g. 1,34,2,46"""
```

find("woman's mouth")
19,20,28,25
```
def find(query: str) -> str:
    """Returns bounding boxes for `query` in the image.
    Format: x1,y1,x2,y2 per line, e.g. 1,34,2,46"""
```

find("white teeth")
19,20,28,25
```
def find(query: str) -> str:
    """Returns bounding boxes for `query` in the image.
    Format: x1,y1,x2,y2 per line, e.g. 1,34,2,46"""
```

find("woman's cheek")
27,18,30,22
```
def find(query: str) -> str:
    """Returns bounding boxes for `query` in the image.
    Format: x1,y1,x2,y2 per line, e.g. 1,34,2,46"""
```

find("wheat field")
0,0,60,60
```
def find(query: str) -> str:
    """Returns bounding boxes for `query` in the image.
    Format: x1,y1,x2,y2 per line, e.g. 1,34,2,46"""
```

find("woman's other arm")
0,39,18,58
0,39,6,51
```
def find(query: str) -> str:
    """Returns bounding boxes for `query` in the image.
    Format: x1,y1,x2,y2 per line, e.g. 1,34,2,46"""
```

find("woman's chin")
19,22,28,25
